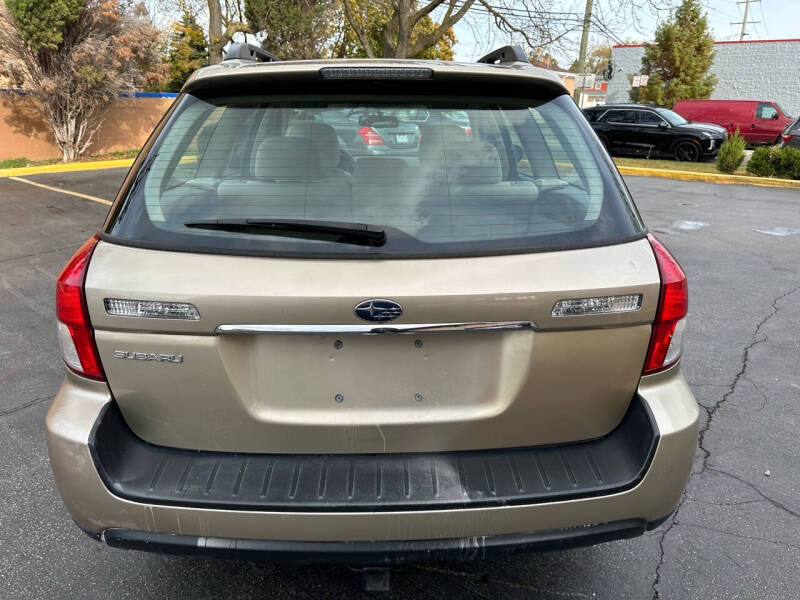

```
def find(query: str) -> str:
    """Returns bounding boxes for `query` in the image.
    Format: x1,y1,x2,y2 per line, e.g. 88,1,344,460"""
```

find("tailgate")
86,238,659,454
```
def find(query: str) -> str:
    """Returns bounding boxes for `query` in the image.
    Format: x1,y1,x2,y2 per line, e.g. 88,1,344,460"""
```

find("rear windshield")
106,92,643,258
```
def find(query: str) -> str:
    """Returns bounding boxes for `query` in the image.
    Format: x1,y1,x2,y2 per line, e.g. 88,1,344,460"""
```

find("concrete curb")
616,165,800,189
2,156,798,190
0,158,134,178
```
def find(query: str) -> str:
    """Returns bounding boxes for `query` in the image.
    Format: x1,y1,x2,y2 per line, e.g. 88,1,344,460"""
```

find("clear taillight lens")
104,298,200,320
643,233,688,375
55,235,105,380
552,294,642,317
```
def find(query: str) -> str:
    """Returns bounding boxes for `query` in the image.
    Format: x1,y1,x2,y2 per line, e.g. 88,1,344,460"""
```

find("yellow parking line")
8,176,113,206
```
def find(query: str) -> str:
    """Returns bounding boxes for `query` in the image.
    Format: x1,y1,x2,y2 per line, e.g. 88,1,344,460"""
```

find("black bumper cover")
88,396,658,513
98,517,669,565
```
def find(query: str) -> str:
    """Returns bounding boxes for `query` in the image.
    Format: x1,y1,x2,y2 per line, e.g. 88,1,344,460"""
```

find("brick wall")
607,40,800,115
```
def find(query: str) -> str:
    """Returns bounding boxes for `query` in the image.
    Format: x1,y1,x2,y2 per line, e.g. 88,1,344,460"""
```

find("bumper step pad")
90,397,657,512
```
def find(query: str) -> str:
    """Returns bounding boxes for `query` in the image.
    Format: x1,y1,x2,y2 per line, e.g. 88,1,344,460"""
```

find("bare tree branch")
408,0,476,58
342,0,376,58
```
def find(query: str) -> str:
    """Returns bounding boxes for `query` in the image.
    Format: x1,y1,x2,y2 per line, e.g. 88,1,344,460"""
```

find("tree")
207,0,247,64
333,2,456,60
569,46,609,75
244,0,337,60
0,0,166,162
163,7,207,91
342,0,540,59
633,0,716,107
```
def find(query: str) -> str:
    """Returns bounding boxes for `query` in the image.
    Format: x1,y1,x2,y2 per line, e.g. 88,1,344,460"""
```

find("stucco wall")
607,40,800,115
0,95,175,161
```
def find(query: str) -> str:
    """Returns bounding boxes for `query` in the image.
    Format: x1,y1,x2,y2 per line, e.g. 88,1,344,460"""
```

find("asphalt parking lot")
1,168,799,599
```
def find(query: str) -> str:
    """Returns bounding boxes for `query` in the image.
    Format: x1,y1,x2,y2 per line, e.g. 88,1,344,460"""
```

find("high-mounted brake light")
56,235,105,380
319,67,433,80
643,233,688,375
358,126,385,146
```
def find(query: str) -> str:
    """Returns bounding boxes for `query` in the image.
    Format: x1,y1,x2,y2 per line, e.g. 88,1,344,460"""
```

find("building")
607,38,800,115
574,76,608,109
529,54,577,96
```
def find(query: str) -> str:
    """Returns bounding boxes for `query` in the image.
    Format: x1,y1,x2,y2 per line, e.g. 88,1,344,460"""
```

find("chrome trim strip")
215,321,535,335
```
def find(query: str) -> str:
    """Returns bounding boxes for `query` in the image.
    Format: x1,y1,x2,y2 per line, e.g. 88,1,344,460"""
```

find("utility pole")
573,0,593,106
733,0,761,41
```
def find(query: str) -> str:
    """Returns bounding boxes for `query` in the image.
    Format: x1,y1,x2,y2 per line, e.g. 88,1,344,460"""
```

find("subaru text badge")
354,299,403,322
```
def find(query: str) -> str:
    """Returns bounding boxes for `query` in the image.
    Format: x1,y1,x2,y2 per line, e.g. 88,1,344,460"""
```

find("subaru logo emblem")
354,299,403,322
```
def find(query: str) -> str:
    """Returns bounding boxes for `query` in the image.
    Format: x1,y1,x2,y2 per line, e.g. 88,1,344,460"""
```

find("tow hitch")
353,566,393,592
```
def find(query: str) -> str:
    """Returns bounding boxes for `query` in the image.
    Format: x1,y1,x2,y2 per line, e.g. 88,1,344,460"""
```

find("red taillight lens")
464,127,472,137
782,133,793,143
56,235,105,380
643,233,688,375
358,126,385,146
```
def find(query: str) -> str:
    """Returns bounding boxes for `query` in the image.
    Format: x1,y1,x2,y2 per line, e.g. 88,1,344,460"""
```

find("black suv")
781,117,800,149
584,103,727,162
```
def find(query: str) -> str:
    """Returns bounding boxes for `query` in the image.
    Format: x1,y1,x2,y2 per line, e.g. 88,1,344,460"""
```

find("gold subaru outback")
47,44,698,589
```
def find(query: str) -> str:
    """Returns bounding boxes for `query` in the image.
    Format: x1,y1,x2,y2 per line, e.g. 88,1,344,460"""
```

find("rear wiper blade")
184,219,387,247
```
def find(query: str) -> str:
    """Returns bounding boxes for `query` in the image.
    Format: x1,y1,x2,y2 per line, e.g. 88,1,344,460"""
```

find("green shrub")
777,146,800,179
746,145,800,179
746,146,776,177
716,131,746,173
0,157,29,169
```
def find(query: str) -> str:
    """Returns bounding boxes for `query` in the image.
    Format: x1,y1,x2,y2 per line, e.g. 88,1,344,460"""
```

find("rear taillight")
643,233,688,375
782,133,793,143
358,126,385,146
56,235,105,380
465,127,472,137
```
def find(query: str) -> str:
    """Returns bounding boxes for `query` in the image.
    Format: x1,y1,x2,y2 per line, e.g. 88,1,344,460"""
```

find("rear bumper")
46,366,698,556
88,395,657,513
93,518,666,565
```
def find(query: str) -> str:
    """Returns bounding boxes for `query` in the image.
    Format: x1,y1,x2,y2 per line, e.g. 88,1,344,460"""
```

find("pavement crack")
650,284,800,599
0,395,54,417
698,284,800,473
679,521,800,551
650,493,683,600
706,467,800,520
684,497,766,508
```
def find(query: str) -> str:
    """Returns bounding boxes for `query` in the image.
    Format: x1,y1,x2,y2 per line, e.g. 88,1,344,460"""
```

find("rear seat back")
217,129,354,221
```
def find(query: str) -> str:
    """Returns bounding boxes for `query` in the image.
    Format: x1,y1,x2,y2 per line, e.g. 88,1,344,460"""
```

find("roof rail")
476,45,529,65
224,43,280,63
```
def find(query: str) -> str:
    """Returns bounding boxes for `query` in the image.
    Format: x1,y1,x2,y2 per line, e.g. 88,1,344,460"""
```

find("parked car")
584,103,726,162
314,108,422,157
47,43,698,591
781,117,800,149
673,99,793,145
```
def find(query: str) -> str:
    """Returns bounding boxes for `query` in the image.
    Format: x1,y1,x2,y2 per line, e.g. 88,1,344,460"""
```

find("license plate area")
218,331,533,425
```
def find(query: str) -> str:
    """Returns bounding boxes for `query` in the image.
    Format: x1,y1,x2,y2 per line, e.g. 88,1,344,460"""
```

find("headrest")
252,137,321,181
443,142,502,185
353,157,408,183
418,123,470,165
286,121,340,173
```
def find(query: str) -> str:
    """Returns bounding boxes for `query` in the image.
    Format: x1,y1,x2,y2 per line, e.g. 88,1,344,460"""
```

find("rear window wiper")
184,219,387,247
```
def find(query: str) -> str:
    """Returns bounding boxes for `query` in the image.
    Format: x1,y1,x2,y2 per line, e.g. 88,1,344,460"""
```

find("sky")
449,0,800,65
